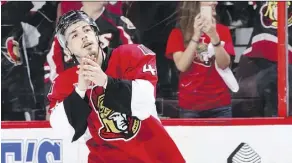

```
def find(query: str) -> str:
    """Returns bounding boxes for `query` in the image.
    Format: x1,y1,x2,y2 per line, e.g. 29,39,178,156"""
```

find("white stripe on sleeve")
131,79,159,121
50,102,75,139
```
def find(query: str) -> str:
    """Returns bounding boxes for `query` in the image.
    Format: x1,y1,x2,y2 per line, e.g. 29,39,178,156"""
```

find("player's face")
65,21,99,58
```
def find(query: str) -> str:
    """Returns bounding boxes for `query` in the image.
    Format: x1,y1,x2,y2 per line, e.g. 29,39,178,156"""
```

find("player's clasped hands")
77,55,108,90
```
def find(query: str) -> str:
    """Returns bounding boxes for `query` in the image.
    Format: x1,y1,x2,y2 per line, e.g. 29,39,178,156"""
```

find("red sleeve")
47,68,77,111
128,44,158,90
103,44,158,118
48,66,90,142
47,80,59,110
165,28,185,59
217,24,235,56
113,44,158,90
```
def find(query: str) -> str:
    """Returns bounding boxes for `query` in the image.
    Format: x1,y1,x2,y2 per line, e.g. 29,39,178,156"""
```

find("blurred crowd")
1,1,292,121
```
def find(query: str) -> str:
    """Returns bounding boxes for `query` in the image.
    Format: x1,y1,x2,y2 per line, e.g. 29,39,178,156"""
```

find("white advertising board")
165,125,292,163
2,125,292,163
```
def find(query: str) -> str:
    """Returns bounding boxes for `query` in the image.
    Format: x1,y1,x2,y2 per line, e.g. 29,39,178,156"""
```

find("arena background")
1,1,292,163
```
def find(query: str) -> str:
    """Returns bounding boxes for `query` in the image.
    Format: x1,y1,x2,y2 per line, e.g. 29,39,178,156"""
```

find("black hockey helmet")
55,10,100,48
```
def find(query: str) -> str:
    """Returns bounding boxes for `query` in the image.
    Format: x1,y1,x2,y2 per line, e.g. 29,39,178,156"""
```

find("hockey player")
44,2,139,117
48,10,185,163
45,1,139,83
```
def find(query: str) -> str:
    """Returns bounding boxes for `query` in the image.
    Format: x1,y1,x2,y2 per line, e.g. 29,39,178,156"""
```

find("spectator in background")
45,1,140,118
56,1,123,22
234,1,292,116
165,1,235,118
1,1,58,121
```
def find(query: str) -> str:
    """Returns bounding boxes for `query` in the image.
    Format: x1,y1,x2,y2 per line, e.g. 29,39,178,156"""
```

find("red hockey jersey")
48,44,185,163
242,1,292,63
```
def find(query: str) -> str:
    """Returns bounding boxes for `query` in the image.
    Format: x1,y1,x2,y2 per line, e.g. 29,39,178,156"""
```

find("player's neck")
96,48,105,66
81,6,105,21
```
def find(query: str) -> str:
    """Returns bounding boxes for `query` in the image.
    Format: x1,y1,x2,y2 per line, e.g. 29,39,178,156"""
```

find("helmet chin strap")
95,33,105,68
65,46,79,64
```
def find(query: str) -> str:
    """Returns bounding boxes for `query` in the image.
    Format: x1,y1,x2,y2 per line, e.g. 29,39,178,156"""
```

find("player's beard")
88,51,98,58
87,47,99,62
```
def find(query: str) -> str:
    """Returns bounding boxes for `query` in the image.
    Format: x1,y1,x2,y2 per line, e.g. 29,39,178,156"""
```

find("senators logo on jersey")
96,94,141,141
3,37,22,65
192,42,213,67
260,1,292,29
